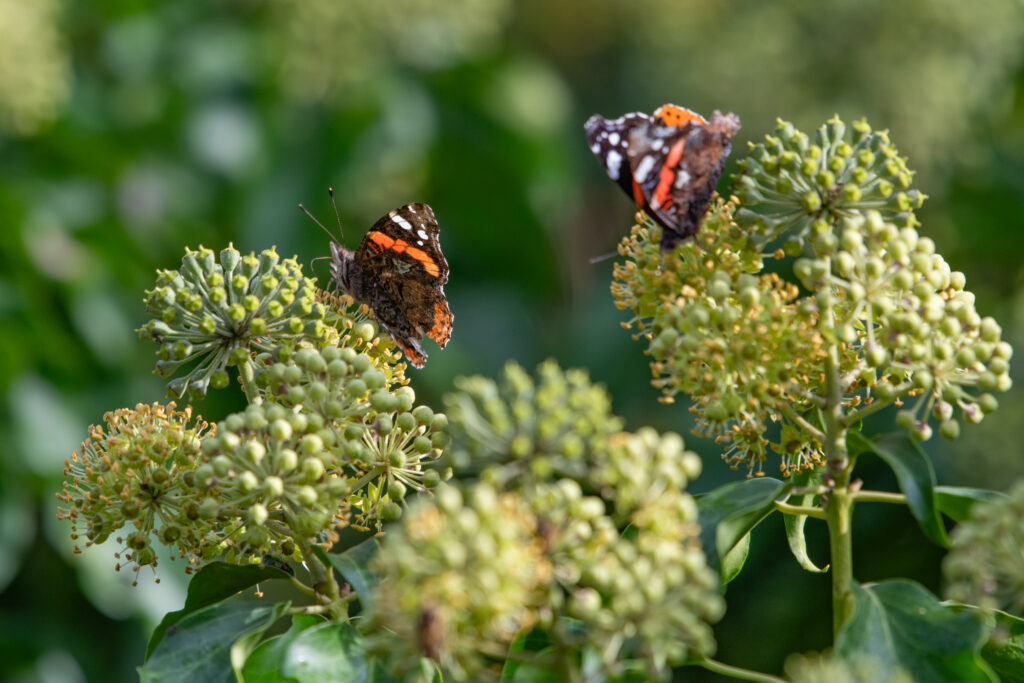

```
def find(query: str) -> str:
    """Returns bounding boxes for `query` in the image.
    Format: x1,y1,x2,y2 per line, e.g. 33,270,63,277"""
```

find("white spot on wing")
606,149,622,180
591,142,600,154
608,132,620,146
674,169,691,189
634,154,656,184
394,215,412,230
417,229,429,240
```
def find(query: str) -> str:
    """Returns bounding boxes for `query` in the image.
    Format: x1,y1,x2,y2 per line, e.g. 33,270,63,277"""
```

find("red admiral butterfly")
303,192,453,368
585,104,741,251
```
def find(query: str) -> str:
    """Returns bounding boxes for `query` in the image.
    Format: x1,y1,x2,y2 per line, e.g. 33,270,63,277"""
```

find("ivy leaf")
836,579,995,682
934,486,1007,523
850,432,948,548
140,601,288,683
277,621,367,682
146,562,292,659
781,468,827,573
316,538,379,612
977,608,1024,682
695,478,786,583
242,614,322,682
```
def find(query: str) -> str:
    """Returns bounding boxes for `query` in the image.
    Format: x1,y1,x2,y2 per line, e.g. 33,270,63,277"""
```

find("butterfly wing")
352,203,453,366
626,110,741,250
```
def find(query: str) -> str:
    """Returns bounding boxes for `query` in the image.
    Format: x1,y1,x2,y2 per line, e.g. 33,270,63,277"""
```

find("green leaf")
782,468,827,573
146,561,292,659
277,621,368,682
720,532,751,584
242,614,322,683
935,486,1007,523
836,579,995,682
317,538,379,612
851,432,948,548
978,608,1024,682
695,478,786,582
501,627,558,681
139,601,288,683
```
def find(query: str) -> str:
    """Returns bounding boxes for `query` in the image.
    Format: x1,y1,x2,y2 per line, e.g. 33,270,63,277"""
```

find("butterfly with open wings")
304,195,453,368
585,104,741,251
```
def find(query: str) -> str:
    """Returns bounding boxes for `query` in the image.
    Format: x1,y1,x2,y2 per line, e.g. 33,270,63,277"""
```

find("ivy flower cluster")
255,346,447,531
56,402,213,581
138,245,329,398
370,361,722,680
734,116,926,248
369,484,551,681
943,482,1024,615
612,116,1012,474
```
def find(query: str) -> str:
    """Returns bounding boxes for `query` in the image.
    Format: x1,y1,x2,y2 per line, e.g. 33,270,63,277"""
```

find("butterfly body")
585,104,740,251
329,202,453,368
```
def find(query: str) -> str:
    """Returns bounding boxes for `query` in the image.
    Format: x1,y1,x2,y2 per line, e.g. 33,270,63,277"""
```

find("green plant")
57,116,1022,682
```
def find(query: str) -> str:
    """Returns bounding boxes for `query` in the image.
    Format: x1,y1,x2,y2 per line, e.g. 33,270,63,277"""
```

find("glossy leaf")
934,486,1007,523
146,562,292,658
695,478,786,581
278,621,367,682
836,579,994,682
978,608,1024,682
140,601,288,683
242,614,322,683
781,468,827,573
851,432,948,548
317,538,379,613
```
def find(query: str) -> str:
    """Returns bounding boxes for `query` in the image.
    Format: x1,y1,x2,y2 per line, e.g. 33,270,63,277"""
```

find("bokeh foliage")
2,0,1024,680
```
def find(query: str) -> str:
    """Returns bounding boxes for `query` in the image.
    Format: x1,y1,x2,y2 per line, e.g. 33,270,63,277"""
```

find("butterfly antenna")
588,251,618,265
328,187,345,243
299,202,337,243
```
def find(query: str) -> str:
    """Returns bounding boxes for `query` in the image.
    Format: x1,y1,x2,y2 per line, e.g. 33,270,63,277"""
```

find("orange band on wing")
652,138,686,209
631,178,645,207
368,231,440,277
653,104,706,127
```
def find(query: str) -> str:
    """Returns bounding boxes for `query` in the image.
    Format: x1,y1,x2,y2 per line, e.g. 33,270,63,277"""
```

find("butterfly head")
329,241,356,294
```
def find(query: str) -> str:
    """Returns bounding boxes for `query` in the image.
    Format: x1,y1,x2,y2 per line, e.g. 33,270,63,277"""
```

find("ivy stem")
853,490,906,504
774,500,826,520
694,657,785,682
821,288,855,640
238,356,261,405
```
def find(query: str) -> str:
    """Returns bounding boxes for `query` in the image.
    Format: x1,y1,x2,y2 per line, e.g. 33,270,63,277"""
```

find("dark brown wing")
626,111,741,250
354,203,449,286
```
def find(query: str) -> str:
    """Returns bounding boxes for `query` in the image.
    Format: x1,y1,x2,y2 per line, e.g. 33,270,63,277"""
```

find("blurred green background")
2,0,1023,680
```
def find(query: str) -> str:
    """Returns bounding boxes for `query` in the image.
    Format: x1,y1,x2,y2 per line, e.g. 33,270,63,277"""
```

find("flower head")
612,116,1012,475
369,483,550,680
442,359,623,482
56,402,213,581
256,345,446,531
735,116,926,247
138,245,328,398
943,481,1024,615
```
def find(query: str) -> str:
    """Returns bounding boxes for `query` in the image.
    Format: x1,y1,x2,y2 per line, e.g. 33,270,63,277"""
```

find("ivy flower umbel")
442,359,623,482
943,482,1024,615
530,474,722,677
369,483,551,681
316,288,409,385
192,402,349,563
438,361,724,678
138,245,328,398
257,346,447,530
56,402,213,582
795,211,1012,443
612,116,1012,474
613,203,828,474
734,116,926,247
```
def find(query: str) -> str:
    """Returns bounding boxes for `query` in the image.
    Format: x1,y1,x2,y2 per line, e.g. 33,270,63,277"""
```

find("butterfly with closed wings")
302,191,453,368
